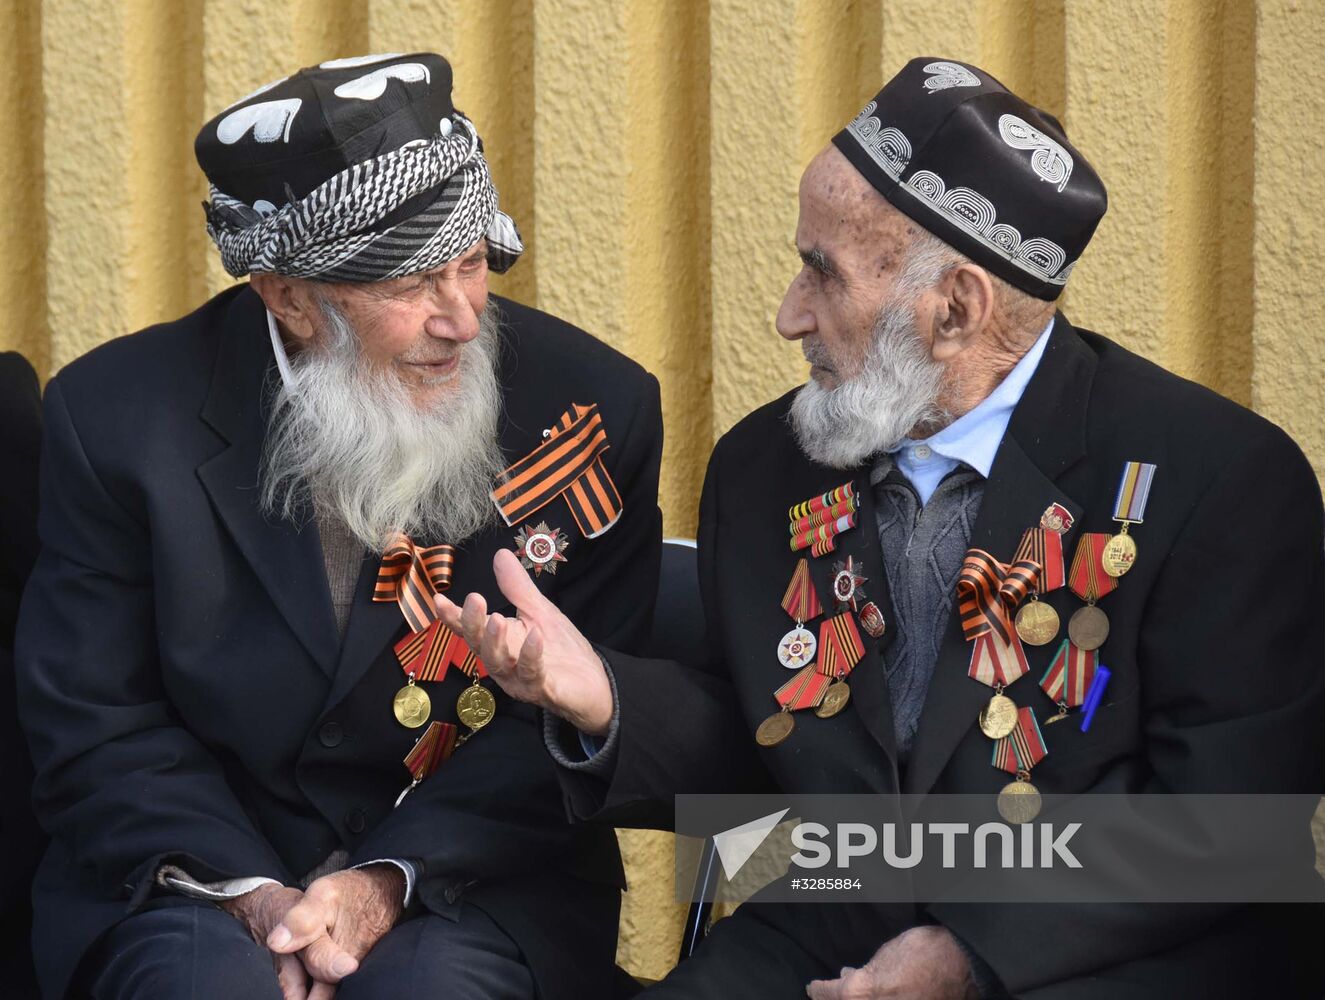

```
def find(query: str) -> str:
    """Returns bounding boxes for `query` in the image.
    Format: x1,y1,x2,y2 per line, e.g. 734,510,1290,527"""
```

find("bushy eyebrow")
799,246,838,278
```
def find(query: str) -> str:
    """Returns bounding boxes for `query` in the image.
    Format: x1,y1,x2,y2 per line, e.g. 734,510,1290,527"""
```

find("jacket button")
319,722,343,748
444,884,459,904
345,808,366,834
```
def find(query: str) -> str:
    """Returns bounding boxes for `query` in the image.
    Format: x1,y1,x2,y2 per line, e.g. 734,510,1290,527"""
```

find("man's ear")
249,273,320,343
930,263,995,363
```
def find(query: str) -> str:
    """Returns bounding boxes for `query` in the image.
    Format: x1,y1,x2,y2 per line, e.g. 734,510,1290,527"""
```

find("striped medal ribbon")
814,612,865,720
490,403,622,539
777,559,823,670
395,721,460,806
957,547,1040,741
992,706,1048,823
1103,461,1156,578
1039,638,1098,723
1066,533,1117,653
1012,527,1065,646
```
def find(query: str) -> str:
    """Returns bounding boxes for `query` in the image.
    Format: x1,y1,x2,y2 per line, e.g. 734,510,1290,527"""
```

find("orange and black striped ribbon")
404,721,459,783
1013,527,1065,594
1039,638,1097,709
775,664,832,711
816,612,866,679
1067,533,1119,604
490,403,622,539
956,548,1040,644
373,532,455,633
781,559,823,624
991,706,1048,774
393,619,488,683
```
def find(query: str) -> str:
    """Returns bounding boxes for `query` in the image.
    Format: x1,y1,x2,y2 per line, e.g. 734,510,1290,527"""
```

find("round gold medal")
978,692,1018,740
755,711,795,747
456,684,496,731
393,684,431,729
1101,532,1137,578
815,681,851,719
1068,604,1110,651
997,778,1043,824
1015,600,1060,646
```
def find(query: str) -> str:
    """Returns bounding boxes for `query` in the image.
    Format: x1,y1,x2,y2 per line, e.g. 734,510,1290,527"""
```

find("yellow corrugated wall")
3,0,1323,981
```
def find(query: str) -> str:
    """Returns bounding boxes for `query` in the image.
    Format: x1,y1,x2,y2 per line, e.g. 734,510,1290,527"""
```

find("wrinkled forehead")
797,147,920,262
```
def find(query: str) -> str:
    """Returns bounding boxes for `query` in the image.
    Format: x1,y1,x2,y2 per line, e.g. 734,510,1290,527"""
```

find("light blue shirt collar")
887,318,1054,505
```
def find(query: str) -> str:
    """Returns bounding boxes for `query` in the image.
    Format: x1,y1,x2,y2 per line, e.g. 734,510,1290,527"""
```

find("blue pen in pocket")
1080,664,1112,732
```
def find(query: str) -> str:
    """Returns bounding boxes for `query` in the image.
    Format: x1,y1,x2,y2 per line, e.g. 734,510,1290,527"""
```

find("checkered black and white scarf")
204,115,522,282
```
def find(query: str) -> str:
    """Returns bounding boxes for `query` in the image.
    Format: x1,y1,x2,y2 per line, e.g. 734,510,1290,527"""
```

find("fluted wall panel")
4,0,1322,980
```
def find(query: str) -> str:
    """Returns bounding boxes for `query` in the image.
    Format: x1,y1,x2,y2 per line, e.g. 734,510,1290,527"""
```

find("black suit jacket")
559,315,1325,998
15,286,663,998
0,352,43,998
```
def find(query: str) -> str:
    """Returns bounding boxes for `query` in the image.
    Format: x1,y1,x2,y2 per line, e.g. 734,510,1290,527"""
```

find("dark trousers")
80,898,535,1000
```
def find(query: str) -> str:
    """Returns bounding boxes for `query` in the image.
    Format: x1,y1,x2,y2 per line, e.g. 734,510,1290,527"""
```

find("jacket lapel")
903,315,1095,795
197,288,340,678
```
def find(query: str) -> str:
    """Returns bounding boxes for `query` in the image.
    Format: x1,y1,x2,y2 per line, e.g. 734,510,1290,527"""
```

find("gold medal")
1067,604,1110,651
997,776,1042,824
978,692,1018,740
456,683,496,731
393,683,431,729
1015,600,1060,646
814,681,851,719
1101,530,1137,578
755,710,795,747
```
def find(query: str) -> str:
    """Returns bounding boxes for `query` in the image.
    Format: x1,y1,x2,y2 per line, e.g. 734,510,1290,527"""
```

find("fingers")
492,548,552,616
516,624,545,682
307,981,338,1000
300,935,359,984
805,979,842,1000
268,894,331,954
459,591,490,649
434,592,463,630
274,952,309,1000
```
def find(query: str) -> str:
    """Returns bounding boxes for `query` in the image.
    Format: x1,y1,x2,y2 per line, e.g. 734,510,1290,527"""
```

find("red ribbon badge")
990,707,1048,774
404,721,459,783
1068,533,1119,603
1039,639,1097,709
816,612,866,679
781,559,823,624
1013,528,1065,595
775,664,832,711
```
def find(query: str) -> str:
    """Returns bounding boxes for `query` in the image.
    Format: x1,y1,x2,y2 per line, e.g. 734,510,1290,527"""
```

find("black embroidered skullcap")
832,57,1106,300
196,52,522,282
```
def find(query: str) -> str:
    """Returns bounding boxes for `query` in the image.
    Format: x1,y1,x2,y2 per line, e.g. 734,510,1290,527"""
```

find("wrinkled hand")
267,866,406,1000
805,927,978,1000
435,548,614,735
221,883,310,1000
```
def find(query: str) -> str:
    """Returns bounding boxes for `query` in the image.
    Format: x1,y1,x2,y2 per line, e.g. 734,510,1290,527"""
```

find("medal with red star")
830,555,867,612
514,522,569,576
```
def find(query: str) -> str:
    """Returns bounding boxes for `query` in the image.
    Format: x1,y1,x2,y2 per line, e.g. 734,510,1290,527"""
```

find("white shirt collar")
890,317,1055,478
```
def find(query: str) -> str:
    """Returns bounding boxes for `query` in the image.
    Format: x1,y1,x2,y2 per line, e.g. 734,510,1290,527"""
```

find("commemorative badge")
956,548,1039,740
1039,638,1098,724
858,601,887,639
789,483,859,557
1066,533,1118,652
1011,527,1066,646
514,521,569,576
992,706,1048,823
1040,503,1074,535
777,559,822,669
1102,461,1156,578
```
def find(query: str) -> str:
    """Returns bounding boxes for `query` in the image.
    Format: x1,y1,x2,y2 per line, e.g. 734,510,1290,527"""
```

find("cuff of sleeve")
541,649,621,778
350,858,418,909
948,929,1006,999
155,864,281,902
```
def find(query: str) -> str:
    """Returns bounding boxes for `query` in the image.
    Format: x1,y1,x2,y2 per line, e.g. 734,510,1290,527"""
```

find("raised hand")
220,883,312,1000
435,548,615,736
266,866,406,999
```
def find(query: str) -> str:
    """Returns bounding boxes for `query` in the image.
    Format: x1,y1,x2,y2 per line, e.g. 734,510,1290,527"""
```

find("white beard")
260,298,506,553
788,294,948,470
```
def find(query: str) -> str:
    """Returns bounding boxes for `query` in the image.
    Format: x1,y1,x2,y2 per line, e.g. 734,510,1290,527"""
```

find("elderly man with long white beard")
440,58,1325,998
16,54,661,1000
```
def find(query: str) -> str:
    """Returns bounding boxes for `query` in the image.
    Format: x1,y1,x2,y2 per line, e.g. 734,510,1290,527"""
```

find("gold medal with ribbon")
1066,533,1118,652
814,612,866,719
1012,527,1066,646
1103,461,1156,578
991,706,1048,823
1039,638,1098,724
956,548,1040,739
777,559,822,670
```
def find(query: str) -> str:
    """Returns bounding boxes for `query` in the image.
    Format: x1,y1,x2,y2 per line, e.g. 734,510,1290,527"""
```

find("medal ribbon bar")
490,403,623,538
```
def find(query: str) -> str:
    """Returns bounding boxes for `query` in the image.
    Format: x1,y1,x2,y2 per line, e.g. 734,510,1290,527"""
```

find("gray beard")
259,299,506,553
788,295,948,470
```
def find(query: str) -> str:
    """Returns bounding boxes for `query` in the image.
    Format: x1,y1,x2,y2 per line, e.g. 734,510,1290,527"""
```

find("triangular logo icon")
712,808,790,881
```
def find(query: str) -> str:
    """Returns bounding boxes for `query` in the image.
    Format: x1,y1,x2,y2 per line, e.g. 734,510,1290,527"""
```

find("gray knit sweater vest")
870,456,986,762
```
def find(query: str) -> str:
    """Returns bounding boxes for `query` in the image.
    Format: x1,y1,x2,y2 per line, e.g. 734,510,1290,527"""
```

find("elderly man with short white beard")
440,58,1325,998
16,54,662,1000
